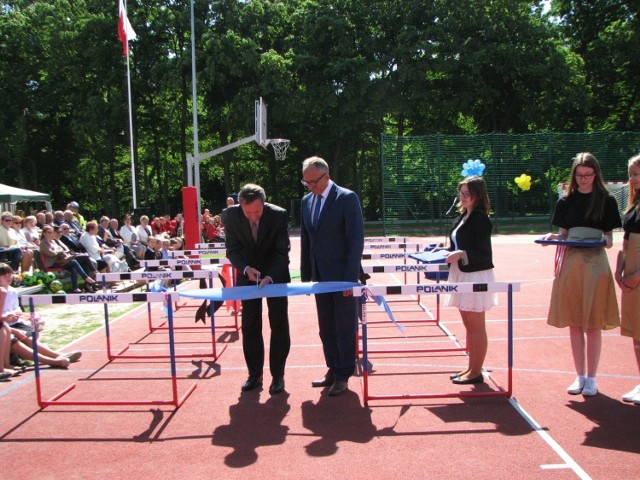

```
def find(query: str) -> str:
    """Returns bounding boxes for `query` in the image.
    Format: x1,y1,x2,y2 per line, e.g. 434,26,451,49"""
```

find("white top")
119,225,138,244
136,224,152,244
2,286,19,317
79,232,102,261
21,226,40,243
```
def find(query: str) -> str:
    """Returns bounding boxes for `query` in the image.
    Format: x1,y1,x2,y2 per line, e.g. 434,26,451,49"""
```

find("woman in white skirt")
444,175,497,385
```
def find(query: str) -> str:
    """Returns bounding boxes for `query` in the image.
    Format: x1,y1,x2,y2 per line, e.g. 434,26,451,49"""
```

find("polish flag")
118,0,137,56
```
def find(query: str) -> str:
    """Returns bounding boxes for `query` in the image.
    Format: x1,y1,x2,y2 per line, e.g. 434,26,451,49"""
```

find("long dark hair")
567,152,610,221
457,176,491,215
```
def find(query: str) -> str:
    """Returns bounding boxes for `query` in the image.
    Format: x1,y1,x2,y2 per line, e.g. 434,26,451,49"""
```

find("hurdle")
23,292,197,408
354,282,519,406
91,270,226,360
169,248,226,257
166,248,240,326
140,257,239,329
356,263,462,359
195,242,226,249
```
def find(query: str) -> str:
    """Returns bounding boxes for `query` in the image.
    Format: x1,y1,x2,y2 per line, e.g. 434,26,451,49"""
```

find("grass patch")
36,303,142,351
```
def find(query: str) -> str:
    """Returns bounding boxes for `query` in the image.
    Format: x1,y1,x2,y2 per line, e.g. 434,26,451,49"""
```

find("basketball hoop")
269,138,290,161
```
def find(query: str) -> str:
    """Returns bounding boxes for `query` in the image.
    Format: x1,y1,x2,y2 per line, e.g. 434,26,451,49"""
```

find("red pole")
182,186,200,250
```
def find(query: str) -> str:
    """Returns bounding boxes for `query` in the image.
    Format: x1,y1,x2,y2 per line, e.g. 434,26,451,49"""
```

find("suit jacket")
39,238,65,268
448,209,494,272
300,182,364,282
60,234,86,253
224,203,291,286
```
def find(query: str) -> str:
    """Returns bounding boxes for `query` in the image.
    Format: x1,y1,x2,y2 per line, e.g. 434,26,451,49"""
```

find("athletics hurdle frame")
23,292,197,409
141,256,239,330
354,282,519,406
169,246,240,326
357,263,462,357
97,269,226,360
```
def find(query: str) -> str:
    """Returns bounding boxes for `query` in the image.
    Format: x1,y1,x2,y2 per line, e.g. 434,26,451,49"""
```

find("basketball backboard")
255,97,268,148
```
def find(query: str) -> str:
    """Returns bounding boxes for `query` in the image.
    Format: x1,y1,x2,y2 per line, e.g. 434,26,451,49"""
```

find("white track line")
508,397,591,479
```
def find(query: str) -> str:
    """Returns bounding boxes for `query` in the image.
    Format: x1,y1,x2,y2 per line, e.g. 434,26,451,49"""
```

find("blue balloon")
461,159,486,177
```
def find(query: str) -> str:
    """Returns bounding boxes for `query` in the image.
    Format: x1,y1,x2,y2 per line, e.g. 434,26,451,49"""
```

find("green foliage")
0,0,637,224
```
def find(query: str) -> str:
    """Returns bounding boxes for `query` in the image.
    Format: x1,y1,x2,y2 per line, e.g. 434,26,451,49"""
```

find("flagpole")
126,47,138,209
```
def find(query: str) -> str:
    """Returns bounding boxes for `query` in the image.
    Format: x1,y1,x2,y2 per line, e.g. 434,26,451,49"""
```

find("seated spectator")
40,226,99,293
35,211,47,230
21,215,41,246
0,212,24,272
203,215,225,242
52,225,96,277
66,201,86,229
119,214,146,260
162,215,172,235
52,210,65,226
63,210,83,239
99,216,139,269
151,216,164,236
109,217,139,265
79,221,118,272
0,263,81,367
58,223,88,255
44,211,54,226
135,215,152,246
143,236,165,271
10,216,36,272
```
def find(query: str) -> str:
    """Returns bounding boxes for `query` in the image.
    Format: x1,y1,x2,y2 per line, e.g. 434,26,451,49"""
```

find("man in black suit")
300,156,365,396
223,184,291,394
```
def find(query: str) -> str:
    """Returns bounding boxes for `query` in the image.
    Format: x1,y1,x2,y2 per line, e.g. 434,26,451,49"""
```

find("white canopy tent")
0,183,52,213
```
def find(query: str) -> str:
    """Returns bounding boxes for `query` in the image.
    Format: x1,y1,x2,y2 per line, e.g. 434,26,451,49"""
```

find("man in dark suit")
224,184,291,394
300,156,365,396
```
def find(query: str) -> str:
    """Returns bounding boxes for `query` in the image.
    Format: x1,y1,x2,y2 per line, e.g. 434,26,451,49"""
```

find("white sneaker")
567,376,586,394
582,377,598,397
622,385,640,402
633,393,640,405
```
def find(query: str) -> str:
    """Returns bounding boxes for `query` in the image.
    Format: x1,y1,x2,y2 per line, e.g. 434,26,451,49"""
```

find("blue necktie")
312,195,322,229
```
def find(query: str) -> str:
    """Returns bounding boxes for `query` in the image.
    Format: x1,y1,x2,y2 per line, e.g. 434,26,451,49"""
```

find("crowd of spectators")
0,202,191,280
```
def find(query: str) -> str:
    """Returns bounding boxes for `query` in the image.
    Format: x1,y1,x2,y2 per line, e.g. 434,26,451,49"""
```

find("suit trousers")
240,296,290,378
314,291,358,382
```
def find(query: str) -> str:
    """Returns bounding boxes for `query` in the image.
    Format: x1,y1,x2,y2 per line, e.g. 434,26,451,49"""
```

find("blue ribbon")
180,282,405,333
180,281,361,301
364,289,405,334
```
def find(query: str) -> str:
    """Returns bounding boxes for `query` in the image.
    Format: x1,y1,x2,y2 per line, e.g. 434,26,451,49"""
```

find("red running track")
0,234,638,479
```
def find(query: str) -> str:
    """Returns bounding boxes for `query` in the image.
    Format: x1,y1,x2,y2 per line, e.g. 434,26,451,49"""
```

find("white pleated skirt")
444,262,498,312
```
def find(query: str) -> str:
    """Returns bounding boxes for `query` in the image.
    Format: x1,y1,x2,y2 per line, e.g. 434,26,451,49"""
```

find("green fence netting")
381,132,640,234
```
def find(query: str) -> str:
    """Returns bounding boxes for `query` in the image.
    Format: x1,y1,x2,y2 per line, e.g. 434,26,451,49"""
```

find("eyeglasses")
575,173,595,180
301,172,327,187
458,191,471,198
2,218,12,222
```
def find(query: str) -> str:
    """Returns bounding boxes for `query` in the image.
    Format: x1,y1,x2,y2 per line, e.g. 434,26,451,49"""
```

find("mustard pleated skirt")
621,233,640,340
547,246,619,330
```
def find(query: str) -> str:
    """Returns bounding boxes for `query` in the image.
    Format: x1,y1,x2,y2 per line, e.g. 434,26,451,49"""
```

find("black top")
623,204,640,239
448,209,494,272
552,191,621,232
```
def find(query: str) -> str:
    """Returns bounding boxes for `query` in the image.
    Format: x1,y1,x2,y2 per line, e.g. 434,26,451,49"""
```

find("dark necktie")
313,195,322,229
251,222,258,243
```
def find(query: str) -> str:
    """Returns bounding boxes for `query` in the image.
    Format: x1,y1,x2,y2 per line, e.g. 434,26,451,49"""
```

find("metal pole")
126,37,137,209
190,0,202,229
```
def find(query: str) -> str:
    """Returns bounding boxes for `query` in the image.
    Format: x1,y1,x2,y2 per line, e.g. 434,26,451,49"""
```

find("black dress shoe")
311,372,334,388
269,377,285,395
451,374,484,385
328,380,348,396
241,375,263,392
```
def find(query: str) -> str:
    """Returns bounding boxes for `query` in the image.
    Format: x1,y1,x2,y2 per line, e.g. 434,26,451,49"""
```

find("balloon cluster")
514,173,532,191
461,159,486,177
